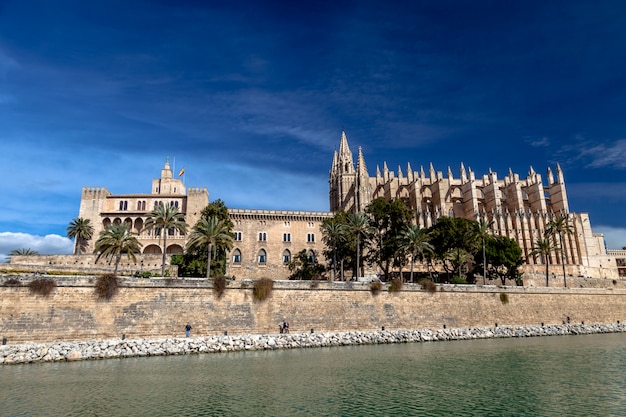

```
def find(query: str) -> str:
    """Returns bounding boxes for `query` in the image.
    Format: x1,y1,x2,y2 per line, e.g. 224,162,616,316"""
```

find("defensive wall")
2,274,626,344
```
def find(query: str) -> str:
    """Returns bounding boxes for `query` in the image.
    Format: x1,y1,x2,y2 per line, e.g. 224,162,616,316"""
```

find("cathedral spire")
357,146,368,177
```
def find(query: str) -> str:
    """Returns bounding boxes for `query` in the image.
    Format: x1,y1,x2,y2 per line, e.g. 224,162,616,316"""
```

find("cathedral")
329,131,612,278
75,131,616,280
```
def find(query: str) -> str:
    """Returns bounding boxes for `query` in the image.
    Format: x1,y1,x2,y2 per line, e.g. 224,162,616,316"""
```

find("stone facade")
329,131,615,278
59,131,616,280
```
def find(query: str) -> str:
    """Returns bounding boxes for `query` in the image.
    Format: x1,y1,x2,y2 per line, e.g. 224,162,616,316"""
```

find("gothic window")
283,233,291,242
119,201,128,211
284,221,291,227
232,249,241,264
307,233,315,243
283,249,291,264
307,250,316,263
258,249,267,264
234,231,242,241
168,227,175,236
258,232,267,241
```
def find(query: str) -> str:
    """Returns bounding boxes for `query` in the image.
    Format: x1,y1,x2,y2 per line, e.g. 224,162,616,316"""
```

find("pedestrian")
185,323,192,337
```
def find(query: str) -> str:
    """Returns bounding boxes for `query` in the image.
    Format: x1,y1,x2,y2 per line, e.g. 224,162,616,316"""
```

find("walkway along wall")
2,276,626,344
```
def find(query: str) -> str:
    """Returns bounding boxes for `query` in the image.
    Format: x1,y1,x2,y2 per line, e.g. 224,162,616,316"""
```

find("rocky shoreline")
1,323,624,365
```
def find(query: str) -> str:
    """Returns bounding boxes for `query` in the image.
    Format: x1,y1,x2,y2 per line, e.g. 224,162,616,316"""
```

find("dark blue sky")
1,0,625,257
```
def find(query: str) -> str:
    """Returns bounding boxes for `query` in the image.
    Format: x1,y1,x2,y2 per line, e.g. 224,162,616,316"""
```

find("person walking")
185,323,192,337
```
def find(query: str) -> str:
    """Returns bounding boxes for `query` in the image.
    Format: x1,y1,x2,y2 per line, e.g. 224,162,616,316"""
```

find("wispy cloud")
526,136,550,147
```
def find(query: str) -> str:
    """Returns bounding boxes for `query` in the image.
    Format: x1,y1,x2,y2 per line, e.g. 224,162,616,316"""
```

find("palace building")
76,131,617,280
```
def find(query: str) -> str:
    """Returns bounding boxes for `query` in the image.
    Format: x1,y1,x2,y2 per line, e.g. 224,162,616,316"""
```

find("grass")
95,274,119,300
213,275,227,298
27,278,56,297
388,278,403,293
253,278,274,302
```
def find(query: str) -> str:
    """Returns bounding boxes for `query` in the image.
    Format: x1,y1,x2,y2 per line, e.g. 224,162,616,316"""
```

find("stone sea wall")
2,323,624,365
3,275,626,347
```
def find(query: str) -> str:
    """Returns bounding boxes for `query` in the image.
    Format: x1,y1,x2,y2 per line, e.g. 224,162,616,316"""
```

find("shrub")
388,278,403,293
3,278,20,286
95,274,119,300
420,279,437,293
451,275,468,284
500,293,509,304
370,280,382,295
27,278,56,297
253,278,274,302
213,275,227,298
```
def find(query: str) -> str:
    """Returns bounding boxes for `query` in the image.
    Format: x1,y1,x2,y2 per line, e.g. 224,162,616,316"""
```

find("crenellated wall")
2,276,626,344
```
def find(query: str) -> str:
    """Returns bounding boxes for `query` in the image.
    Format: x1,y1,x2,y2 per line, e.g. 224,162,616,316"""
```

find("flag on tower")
179,167,185,177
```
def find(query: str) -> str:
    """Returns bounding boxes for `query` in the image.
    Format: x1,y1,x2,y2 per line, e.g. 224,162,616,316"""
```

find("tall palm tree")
346,212,372,280
475,219,494,285
546,214,574,287
530,236,558,287
144,204,188,276
186,216,234,278
399,224,434,283
94,223,142,276
321,218,345,281
67,217,94,255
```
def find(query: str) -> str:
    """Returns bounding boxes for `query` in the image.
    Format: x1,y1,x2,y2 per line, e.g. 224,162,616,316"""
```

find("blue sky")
1,0,625,260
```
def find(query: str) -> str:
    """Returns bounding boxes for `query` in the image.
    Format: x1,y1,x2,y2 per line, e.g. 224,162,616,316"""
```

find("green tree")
94,223,142,276
143,204,188,276
474,219,494,285
320,216,346,281
186,216,234,278
287,249,325,280
483,235,524,285
428,217,480,276
66,217,94,255
530,236,558,287
345,212,373,280
398,224,433,283
546,213,574,287
365,198,413,281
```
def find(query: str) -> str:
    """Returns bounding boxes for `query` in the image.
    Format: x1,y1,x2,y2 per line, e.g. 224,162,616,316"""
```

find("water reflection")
2,333,626,416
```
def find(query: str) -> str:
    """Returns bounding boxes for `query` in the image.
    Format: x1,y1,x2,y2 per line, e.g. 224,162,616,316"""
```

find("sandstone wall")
2,276,626,344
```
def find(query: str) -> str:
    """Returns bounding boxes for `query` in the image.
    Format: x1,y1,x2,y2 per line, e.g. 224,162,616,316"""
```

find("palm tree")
9,248,39,256
475,219,494,285
546,214,574,287
186,216,234,278
346,212,372,280
144,204,188,276
67,217,94,255
445,247,473,282
94,224,142,276
399,224,433,283
530,236,558,287
321,218,345,281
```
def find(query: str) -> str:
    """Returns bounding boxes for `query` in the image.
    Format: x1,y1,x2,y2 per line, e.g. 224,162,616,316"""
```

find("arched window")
232,249,241,264
282,249,291,264
307,250,316,263
258,249,267,264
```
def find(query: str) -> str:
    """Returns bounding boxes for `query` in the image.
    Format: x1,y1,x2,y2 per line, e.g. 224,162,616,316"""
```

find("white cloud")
593,226,626,250
0,232,73,263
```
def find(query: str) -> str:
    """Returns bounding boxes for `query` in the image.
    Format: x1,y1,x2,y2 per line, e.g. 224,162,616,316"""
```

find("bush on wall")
28,278,56,297
95,274,119,300
253,278,274,302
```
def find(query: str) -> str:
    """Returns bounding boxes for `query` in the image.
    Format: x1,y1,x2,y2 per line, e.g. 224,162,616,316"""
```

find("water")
2,333,626,416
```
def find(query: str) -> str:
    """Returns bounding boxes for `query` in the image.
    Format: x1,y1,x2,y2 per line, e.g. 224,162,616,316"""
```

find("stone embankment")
2,323,624,365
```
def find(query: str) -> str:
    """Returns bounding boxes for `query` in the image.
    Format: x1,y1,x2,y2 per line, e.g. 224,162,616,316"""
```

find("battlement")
81,186,111,198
